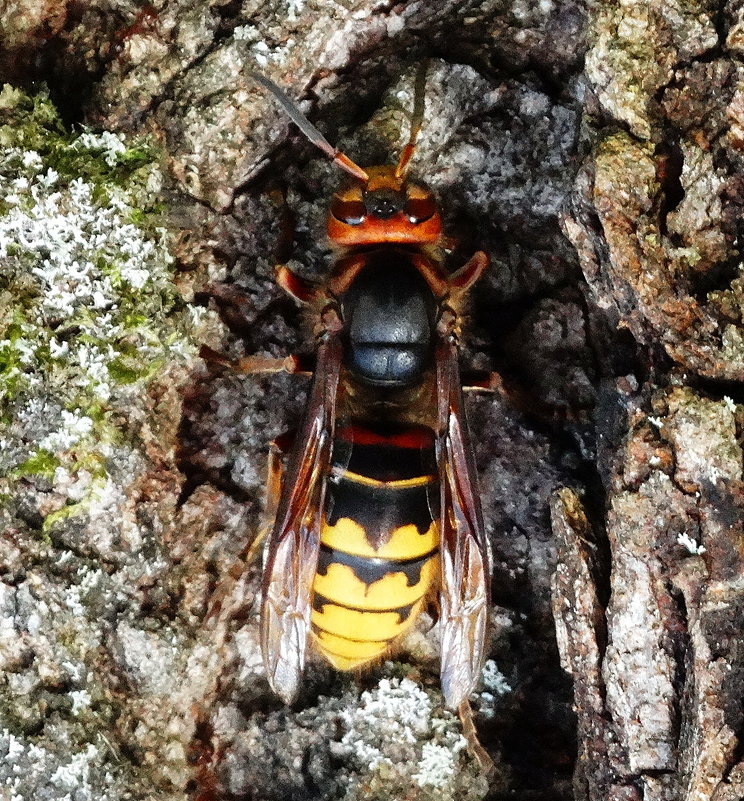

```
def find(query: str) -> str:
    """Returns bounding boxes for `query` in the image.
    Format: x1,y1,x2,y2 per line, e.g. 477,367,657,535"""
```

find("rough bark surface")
553,0,744,799
0,1,742,800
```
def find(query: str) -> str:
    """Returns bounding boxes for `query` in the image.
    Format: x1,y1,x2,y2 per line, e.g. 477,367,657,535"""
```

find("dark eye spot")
364,189,403,219
406,196,436,224
331,197,366,226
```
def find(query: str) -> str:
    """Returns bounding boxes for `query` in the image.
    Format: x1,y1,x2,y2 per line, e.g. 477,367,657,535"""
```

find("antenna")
250,71,369,183
395,60,429,179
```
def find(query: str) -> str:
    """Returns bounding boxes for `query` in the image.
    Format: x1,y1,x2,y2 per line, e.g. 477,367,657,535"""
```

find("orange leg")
200,345,312,376
205,433,292,627
463,370,584,424
458,700,495,776
462,370,509,395
249,432,293,565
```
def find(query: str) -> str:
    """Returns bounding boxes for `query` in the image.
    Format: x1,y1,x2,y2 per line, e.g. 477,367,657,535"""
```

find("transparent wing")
435,338,491,709
260,334,342,702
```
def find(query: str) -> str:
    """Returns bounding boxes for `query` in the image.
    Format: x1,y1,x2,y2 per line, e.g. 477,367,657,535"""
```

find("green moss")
0,86,197,514
80,402,107,425
117,145,155,168
71,449,111,477
0,87,160,213
11,450,60,479
107,355,151,384
40,469,111,533
0,342,24,398
42,503,84,533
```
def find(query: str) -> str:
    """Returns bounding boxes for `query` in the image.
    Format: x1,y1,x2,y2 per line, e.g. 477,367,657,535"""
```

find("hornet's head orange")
251,64,442,249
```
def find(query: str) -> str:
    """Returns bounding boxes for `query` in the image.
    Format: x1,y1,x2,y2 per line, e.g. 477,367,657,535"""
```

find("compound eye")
405,195,436,224
331,196,367,226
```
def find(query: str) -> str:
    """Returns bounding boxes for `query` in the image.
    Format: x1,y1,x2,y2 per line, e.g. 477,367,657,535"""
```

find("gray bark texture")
0,1,742,800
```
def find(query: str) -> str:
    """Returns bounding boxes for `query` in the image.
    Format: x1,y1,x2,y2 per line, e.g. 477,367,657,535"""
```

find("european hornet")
213,67,491,719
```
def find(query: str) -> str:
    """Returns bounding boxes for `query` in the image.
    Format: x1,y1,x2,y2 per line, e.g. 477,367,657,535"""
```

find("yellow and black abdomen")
311,422,440,670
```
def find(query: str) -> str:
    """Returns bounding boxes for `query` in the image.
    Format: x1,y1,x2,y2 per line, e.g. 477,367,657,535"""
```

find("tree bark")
554,1,744,799
0,1,742,800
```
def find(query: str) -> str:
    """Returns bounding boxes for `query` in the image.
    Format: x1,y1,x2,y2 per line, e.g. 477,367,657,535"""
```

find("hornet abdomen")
311,422,440,669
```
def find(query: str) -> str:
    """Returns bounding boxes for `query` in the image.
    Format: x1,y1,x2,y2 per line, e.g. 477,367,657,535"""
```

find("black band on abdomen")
316,542,439,587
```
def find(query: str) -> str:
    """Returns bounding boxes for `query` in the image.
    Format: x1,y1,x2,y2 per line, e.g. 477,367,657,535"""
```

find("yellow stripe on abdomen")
311,597,428,669
321,517,438,560
311,541,439,669
312,598,425,642
313,556,438,609
312,421,440,670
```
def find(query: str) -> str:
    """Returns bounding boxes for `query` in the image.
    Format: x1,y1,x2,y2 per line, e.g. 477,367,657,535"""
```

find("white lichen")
0,88,202,526
49,744,98,790
0,142,174,417
476,660,512,720
339,677,467,792
677,532,706,555
69,689,92,715
286,0,305,22
38,410,95,451
233,24,258,41
412,742,464,787
481,659,512,696
74,130,127,167
0,729,115,801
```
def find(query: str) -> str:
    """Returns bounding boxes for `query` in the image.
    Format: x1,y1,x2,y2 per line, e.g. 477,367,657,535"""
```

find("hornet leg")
458,699,495,777
199,345,313,377
204,432,293,625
